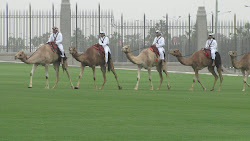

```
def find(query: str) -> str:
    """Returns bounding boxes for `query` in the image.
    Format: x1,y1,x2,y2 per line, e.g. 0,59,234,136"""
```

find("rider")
47,26,65,64
99,31,111,67
205,33,217,66
152,30,165,66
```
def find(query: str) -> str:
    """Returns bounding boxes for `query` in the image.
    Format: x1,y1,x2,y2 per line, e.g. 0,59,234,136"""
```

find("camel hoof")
167,85,171,90
74,87,79,89
118,86,122,90
28,86,32,88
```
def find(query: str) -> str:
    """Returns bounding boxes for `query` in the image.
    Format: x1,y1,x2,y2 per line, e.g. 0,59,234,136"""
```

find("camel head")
15,51,26,60
69,46,77,55
122,45,132,53
228,51,237,57
168,49,182,57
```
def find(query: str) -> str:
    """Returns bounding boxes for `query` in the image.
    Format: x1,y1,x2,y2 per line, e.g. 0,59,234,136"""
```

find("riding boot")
212,59,215,66
61,58,64,65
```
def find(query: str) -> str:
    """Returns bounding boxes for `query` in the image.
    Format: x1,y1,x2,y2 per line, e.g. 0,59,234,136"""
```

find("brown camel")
15,44,74,89
69,46,122,90
228,51,250,91
122,45,170,90
168,49,223,91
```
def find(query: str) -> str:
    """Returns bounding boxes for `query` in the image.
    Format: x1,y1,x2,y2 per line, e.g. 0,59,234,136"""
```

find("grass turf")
0,62,249,141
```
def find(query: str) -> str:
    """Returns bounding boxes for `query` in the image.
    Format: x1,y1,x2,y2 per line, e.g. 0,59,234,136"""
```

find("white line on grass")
0,60,244,77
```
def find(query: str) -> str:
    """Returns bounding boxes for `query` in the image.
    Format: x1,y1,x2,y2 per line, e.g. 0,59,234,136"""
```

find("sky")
1,0,250,21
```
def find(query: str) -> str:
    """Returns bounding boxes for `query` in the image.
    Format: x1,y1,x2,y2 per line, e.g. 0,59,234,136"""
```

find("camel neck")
230,56,241,69
72,52,83,62
125,52,140,64
20,55,34,64
177,56,193,66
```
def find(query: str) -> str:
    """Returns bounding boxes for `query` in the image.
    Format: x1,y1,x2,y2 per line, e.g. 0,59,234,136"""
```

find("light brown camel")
69,46,122,90
168,49,223,91
122,45,170,90
228,51,250,91
15,44,74,89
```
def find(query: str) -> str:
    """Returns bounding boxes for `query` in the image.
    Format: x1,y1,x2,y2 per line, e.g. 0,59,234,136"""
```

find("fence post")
6,3,8,52
188,13,191,53
76,3,77,49
144,13,145,48
166,14,169,60
121,14,123,61
211,13,214,33
234,13,237,51
29,3,31,52
98,3,100,36
52,3,54,27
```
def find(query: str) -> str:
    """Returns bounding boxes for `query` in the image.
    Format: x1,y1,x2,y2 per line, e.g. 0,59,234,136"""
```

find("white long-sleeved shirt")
47,32,63,45
205,39,217,50
99,36,109,47
152,36,165,48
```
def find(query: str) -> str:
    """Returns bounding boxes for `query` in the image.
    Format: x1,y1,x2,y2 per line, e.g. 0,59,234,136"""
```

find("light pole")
215,0,218,39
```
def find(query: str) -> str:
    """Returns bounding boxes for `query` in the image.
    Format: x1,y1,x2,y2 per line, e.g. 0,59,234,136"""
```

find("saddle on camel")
202,48,221,68
92,43,112,69
148,45,166,62
47,41,67,63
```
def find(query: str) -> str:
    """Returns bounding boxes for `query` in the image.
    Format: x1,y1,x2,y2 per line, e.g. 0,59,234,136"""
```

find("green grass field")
0,62,249,141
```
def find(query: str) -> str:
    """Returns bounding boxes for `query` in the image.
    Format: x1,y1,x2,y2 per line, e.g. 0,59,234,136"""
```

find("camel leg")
99,66,106,90
148,68,153,90
189,76,196,91
162,64,171,90
194,70,206,91
208,66,218,91
75,64,85,89
28,64,38,88
156,66,163,90
217,66,223,91
242,69,246,91
92,66,97,90
246,71,250,87
64,66,74,89
110,67,122,90
45,64,49,89
134,66,142,90
52,63,60,89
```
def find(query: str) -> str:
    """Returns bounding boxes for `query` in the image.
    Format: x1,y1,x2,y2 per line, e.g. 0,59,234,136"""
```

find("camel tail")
107,53,112,72
215,52,223,72
62,58,68,73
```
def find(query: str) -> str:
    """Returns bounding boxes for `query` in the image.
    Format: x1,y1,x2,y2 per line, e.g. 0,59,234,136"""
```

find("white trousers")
58,44,65,57
157,47,165,60
211,49,216,60
103,45,111,63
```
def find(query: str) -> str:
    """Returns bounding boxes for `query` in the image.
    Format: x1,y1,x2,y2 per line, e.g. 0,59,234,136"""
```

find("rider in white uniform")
47,26,65,64
152,30,165,66
99,31,111,67
205,33,217,66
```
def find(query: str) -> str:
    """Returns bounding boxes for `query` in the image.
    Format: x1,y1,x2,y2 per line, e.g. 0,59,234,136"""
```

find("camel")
168,49,223,91
122,45,171,90
14,44,74,89
228,51,250,91
69,46,122,90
